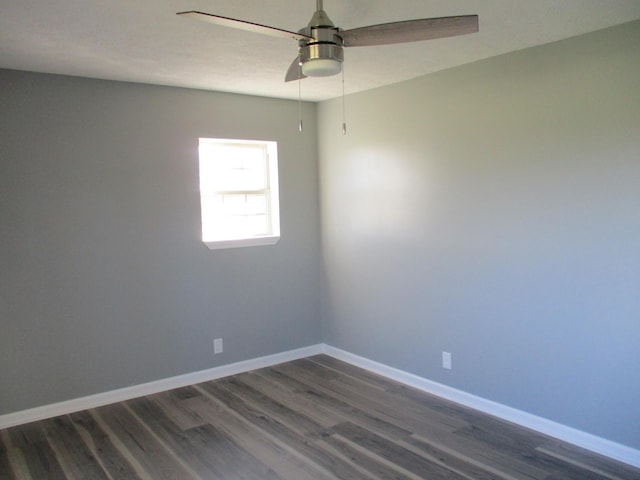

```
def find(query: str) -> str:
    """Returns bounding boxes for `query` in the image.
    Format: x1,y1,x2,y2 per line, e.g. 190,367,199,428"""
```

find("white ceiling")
1,1,639,102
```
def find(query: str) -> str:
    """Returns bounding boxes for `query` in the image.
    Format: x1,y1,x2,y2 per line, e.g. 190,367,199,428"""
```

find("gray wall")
0,70,322,414
318,21,640,449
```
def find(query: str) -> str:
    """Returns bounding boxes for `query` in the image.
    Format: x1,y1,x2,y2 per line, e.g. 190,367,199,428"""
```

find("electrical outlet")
442,351,452,370
213,338,223,354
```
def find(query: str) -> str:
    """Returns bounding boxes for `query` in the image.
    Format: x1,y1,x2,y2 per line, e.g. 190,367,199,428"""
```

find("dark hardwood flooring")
1,355,638,479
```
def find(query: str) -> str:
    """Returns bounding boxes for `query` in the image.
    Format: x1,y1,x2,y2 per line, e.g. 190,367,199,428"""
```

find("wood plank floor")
1,355,638,479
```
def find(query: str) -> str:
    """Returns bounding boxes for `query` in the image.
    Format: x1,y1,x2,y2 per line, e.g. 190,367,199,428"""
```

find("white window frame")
198,138,280,250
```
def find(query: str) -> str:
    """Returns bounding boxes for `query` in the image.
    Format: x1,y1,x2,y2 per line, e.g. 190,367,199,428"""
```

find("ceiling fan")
177,0,479,83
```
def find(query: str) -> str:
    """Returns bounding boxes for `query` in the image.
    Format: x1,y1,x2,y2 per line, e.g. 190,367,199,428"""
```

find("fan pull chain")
342,64,347,135
298,57,303,133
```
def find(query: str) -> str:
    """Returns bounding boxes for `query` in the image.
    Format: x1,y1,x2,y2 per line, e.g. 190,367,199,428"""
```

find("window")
198,138,280,249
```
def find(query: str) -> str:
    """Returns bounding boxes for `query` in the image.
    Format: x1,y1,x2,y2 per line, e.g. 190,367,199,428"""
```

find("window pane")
244,214,268,235
201,194,269,240
244,194,267,215
199,143,266,193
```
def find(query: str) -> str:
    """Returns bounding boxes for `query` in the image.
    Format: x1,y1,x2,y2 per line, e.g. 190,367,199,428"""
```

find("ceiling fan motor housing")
298,8,344,77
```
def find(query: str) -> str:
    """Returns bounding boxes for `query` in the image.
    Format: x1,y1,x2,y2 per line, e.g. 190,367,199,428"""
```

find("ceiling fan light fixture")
298,37,344,78
301,58,342,77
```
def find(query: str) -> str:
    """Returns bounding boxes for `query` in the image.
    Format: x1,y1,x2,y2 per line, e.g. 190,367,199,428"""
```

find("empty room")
1,1,639,478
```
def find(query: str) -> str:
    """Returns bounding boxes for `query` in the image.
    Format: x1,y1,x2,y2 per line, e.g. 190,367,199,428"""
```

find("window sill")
203,235,280,250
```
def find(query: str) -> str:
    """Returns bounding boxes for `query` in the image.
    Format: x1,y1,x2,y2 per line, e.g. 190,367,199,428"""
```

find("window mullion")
213,189,268,196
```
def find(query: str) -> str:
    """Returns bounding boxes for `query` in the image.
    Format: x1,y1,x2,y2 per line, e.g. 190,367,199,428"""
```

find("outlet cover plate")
442,351,452,370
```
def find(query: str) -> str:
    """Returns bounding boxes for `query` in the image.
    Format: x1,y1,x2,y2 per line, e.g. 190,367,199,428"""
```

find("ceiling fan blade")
341,15,478,47
177,11,313,42
285,57,307,83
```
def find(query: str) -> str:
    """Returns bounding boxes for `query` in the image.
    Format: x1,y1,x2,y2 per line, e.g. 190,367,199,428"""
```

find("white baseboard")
323,345,640,469
1,342,638,469
0,344,324,430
